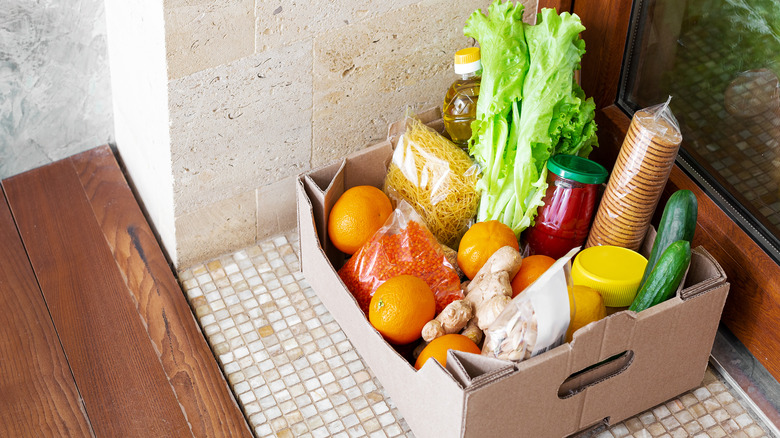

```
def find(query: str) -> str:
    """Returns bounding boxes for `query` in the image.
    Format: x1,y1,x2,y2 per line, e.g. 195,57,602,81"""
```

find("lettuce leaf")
464,0,528,224
466,3,598,235
464,0,528,124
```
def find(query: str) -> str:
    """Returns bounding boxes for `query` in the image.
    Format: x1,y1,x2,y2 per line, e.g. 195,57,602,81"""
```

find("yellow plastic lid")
571,246,648,307
455,47,480,65
454,48,481,75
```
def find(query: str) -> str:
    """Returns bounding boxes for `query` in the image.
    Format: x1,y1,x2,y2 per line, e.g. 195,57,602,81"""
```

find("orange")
510,254,557,298
328,185,393,255
566,285,607,342
457,220,520,280
415,334,481,370
369,275,435,345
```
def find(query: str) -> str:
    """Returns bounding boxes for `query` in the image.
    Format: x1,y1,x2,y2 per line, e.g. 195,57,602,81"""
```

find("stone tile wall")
165,0,255,80
168,0,538,268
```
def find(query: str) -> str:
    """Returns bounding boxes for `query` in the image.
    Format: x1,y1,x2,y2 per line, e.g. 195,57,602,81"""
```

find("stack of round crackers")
586,109,683,251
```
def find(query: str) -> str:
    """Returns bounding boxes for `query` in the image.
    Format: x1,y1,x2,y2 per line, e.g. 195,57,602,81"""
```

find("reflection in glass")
620,0,780,245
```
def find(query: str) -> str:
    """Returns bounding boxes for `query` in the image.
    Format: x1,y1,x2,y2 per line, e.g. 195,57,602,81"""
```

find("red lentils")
339,220,463,315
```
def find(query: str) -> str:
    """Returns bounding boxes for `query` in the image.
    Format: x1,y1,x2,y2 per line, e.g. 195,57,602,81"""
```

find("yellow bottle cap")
454,48,481,75
455,47,480,65
571,246,648,307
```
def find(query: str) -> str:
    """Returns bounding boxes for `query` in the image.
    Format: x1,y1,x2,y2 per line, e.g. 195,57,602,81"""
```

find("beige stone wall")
166,0,538,268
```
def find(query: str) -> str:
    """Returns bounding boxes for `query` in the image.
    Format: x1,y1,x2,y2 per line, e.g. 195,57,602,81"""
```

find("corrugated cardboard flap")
447,350,516,390
681,246,727,300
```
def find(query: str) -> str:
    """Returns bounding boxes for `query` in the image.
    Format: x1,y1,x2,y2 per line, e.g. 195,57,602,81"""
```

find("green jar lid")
547,154,608,185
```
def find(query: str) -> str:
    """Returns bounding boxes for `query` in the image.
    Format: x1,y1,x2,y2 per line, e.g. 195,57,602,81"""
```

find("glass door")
617,0,780,261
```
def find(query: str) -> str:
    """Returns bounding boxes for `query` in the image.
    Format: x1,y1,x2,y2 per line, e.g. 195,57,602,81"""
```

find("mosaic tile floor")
178,230,772,438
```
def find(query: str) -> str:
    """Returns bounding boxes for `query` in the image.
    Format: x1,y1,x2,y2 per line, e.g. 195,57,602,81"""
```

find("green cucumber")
630,240,691,312
639,190,697,290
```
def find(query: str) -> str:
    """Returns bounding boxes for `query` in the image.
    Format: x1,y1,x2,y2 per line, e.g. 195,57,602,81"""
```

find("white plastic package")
482,248,579,362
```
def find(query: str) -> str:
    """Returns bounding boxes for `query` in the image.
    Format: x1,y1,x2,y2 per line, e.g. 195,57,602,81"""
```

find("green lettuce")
466,3,598,235
464,0,528,231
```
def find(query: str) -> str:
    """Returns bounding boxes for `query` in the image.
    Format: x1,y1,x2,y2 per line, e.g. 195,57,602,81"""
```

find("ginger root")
475,294,512,331
460,319,483,345
464,246,523,330
421,299,473,342
468,246,523,294
418,245,522,349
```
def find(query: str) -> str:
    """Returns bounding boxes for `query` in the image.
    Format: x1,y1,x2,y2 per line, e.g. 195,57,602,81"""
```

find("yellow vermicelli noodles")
384,117,481,248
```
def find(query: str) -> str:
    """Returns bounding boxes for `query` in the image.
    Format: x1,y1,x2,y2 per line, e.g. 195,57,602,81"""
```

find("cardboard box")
296,110,730,438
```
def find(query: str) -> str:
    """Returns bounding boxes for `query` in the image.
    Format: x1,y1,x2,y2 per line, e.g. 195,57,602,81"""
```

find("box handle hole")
558,350,634,399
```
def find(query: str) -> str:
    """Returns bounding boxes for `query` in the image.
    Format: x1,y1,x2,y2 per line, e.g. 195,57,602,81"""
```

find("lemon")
566,285,607,342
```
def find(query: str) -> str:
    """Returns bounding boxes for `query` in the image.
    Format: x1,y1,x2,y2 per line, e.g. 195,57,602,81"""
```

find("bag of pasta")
384,114,480,248
482,248,579,362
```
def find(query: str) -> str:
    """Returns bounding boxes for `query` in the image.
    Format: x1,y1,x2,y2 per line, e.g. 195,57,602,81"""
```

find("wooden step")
0,188,93,437
0,146,252,437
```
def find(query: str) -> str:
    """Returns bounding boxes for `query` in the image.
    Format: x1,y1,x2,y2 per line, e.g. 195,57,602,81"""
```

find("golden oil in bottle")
443,47,481,151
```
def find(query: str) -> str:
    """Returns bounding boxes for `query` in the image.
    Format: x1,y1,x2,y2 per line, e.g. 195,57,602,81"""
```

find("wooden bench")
0,146,251,437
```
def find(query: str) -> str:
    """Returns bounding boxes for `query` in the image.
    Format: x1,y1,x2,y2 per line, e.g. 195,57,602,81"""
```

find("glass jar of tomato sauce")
524,155,608,259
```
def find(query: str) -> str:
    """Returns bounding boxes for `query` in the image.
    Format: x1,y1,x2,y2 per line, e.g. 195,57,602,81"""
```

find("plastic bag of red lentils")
338,200,464,315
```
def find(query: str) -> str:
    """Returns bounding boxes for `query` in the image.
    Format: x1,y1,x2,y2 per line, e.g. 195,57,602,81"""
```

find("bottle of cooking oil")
443,47,481,151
